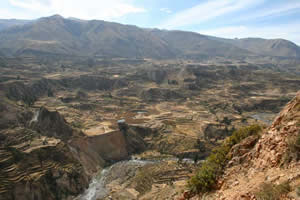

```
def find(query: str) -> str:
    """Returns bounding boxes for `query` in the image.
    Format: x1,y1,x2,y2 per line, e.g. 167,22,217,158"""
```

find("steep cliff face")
0,130,90,200
1,76,127,106
69,122,159,175
0,103,92,200
70,130,129,174
210,92,300,199
30,107,77,140
2,79,56,105
0,99,159,200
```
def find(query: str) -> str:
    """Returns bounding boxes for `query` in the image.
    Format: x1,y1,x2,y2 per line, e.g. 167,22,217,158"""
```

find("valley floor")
0,57,299,199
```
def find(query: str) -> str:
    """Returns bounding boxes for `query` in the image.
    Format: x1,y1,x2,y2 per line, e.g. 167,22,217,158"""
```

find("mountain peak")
38,14,64,22
49,14,64,19
0,16,299,59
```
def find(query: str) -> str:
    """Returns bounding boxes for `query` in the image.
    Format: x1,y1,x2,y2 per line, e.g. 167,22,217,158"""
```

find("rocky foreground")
0,104,149,200
187,92,300,200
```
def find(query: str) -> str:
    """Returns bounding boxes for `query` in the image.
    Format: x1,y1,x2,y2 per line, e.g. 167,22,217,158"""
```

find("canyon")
0,15,299,200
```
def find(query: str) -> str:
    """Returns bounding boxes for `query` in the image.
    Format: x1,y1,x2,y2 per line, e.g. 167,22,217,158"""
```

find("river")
75,159,154,200
251,112,275,125
75,157,196,200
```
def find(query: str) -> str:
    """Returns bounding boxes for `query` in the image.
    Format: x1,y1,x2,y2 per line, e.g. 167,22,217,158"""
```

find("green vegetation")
133,165,155,195
297,186,300,197
188,124,263,194
255,182,291,200
71,120,83,129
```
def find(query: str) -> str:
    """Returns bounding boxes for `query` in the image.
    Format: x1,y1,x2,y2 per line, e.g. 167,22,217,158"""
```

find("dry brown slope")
212,91,300,200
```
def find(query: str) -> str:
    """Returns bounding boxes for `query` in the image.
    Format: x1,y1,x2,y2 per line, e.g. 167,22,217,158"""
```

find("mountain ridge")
0,19,31,32
0,15,299,59
210,36,300,58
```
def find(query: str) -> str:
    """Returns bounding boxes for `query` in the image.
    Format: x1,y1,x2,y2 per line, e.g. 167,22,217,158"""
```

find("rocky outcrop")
0,105,143,200
0,100,23,130
70,130,129,174
1,75,127,105
227,135,260,167
120,123,147,155
30,107,77,141
250,92,300,169
119,121,163,155
209,91,300,200
0,100,164,200
2,79,55,105
0,129,89,200
0,106,91,200
69,122,159,175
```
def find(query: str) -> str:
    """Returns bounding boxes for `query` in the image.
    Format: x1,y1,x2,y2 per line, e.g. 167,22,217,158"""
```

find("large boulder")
30,107,75,140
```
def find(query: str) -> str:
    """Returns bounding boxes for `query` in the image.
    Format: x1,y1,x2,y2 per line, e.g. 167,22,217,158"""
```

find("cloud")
160,8,172,14
160,0,264,29
200,24,300,45
9,0,49,12
235,1,300,22
8,0,146,20
0,9,32,19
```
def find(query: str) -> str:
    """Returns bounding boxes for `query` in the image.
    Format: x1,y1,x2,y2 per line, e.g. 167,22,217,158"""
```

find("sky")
1,0,300,45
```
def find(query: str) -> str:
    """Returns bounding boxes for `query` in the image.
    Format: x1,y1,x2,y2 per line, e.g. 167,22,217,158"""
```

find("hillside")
0,15,299,59
0,15,174,58
150,30,253,59
188,91,300,199
212,37,300,58
0,19,30,32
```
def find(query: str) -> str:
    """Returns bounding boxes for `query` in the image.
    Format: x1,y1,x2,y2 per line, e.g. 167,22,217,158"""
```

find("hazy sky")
1,0,300,44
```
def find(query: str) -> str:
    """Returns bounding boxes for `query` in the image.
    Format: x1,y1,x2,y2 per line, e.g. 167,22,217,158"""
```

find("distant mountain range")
0,19,31,32
0,15,299,59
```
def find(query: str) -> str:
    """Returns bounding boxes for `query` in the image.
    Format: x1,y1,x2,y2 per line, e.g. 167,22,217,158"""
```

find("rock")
233,181,239,186
0,139,89,200
208,92,300,200
30,107,75,140
125,188,140,199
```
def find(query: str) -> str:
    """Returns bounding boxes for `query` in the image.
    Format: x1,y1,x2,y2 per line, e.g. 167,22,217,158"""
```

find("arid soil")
188,92,300,200
0,57,299,199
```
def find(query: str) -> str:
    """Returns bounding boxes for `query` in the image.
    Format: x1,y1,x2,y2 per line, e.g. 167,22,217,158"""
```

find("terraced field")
0,57,299,199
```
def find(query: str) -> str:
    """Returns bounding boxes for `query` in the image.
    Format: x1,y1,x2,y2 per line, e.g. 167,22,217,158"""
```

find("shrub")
133,166,155,195
297,186,300,197
188,124,262,194
255,181,291,200
225,124,262,147
71,121,83,129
